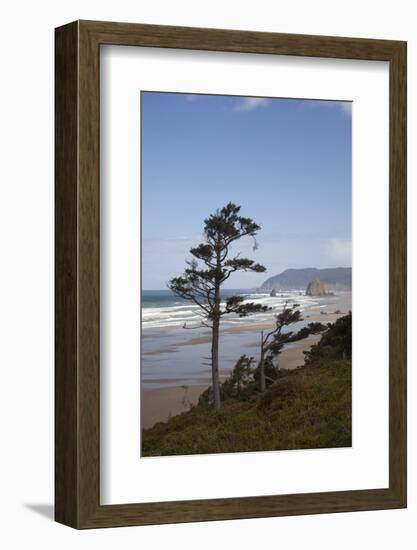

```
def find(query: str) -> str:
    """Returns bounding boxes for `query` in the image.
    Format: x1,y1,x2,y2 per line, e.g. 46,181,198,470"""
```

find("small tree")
258,304,303,392
257,307,328,390
224,354,255,399
169,203,268,410
198,354,256,406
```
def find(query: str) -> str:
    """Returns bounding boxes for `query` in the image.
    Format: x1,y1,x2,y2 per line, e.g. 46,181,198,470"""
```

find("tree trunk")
211,317,221,410
259,332,266,392
259,342,266,392
211,246,222,411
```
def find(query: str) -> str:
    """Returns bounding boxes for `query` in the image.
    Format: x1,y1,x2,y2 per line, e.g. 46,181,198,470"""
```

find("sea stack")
270,288,277,297
306,278,327,296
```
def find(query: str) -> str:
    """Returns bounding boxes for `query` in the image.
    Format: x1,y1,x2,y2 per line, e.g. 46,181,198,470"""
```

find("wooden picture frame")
55,20,407,529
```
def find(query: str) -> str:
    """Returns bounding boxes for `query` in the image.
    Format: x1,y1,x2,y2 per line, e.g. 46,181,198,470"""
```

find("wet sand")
142,331,323,429
144,308,347,356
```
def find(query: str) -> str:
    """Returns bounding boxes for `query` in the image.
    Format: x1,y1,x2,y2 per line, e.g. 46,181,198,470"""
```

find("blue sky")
141,92,352,290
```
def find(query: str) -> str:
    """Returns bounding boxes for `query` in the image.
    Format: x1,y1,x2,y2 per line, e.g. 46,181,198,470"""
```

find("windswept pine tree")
168,202,268,410
257,305,327,391
258,304,303,392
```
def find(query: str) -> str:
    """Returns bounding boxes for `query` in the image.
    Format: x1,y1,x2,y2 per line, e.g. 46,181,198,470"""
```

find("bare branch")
182,321,213,330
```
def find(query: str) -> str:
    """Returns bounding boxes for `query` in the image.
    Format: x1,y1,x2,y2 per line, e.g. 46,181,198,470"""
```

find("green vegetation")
142,314,352,457
304,312,352,364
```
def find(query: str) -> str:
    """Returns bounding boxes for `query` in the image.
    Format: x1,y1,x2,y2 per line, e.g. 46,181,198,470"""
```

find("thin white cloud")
325,238,352,266
185,94,199,102
300,98,352,117
234,97,270,112
339,101,352,116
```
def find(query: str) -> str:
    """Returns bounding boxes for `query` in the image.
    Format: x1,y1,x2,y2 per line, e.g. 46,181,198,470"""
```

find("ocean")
140,289,340,389
141,289,317,330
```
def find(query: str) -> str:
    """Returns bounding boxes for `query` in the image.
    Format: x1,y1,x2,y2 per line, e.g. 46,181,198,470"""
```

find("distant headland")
260,267,352,292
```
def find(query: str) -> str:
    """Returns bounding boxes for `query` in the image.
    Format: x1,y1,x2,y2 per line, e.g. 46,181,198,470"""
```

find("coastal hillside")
142,314,352,457
260,267,352,291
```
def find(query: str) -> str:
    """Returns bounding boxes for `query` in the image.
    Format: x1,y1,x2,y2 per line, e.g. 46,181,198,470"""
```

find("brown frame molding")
55,20,407,529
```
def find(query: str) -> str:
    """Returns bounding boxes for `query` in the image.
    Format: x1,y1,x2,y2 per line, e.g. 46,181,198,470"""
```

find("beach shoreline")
143,307,347,354
141,292,351,429
142,328,334,429
141,333,324,429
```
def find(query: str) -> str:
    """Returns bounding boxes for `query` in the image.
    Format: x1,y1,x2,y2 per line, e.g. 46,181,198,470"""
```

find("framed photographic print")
55,20,406,528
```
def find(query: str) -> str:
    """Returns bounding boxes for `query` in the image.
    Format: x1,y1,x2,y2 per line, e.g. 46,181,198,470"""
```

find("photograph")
140,91,352,457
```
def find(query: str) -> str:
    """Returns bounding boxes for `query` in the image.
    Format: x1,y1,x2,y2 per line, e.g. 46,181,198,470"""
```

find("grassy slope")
142,358,352,457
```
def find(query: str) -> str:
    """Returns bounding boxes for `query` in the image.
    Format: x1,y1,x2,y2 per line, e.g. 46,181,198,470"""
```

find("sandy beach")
142,385,207,429
141,332,324,428
141,293,351,429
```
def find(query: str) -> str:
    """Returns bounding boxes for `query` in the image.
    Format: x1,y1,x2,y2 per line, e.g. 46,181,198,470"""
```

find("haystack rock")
270,288,277,297
306,278,327,296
